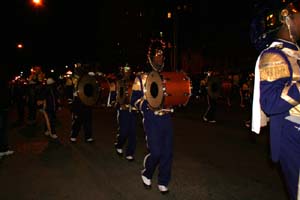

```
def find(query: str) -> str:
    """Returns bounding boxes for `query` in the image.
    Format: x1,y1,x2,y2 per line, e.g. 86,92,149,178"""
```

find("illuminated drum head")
145,71,163,109
77,74,99,106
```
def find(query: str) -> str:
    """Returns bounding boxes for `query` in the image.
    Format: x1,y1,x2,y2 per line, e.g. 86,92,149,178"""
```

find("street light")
17,43,23,49
31,0,43,7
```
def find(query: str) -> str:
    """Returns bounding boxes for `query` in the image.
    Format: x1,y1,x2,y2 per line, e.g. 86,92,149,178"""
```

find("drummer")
114,64,138,161
131,38,174,194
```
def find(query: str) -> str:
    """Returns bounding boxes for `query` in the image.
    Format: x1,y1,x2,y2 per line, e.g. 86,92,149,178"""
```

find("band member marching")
131,38,173,194
251,1,300,199
114,64,138,161
69,70,95,143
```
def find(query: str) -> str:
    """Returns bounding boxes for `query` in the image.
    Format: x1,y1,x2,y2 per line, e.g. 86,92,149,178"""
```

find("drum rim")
145,71,164,109
77,74,100,106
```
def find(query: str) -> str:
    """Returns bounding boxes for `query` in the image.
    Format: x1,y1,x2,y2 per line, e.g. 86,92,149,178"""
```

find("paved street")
0,98,288,200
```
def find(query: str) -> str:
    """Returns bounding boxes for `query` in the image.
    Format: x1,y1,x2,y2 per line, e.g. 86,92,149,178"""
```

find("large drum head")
145,71,164,109
77,74,99,106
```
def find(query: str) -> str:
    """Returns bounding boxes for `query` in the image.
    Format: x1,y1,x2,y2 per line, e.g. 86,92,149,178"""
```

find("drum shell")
76,74,111,107
145,71,192,110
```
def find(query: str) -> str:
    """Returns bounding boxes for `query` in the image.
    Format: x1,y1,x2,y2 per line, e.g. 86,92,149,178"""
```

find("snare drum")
144,71,192,110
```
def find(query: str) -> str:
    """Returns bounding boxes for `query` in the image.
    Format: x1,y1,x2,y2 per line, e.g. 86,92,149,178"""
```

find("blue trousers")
142,111,173,186
279,121,300,200
115,109,137,156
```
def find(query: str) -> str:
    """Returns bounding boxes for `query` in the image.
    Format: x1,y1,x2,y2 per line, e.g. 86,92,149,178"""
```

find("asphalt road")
0,97,288,200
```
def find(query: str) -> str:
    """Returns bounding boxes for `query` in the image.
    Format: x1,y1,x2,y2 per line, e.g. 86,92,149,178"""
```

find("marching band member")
70,72,94,143
114,64,138,161
131,38,173,194
251,1,300,199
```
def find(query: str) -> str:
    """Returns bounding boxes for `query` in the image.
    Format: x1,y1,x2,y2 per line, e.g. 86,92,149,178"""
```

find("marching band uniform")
70,72,94,143
253,40,300,200
131,39,173,194
251,2,300,198
114,66,138,161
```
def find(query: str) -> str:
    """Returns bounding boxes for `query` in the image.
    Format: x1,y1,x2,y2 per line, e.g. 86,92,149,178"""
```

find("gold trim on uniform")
259,52,290,82
281,85,299,106
132,73,148,91
289,105,300,118
296,82,300,92
132,77,142,91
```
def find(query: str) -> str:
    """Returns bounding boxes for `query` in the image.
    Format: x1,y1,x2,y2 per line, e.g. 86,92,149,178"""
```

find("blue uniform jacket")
259,39,300,162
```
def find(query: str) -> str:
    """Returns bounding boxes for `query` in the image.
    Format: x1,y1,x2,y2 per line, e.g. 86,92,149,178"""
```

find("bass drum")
76,74,111,107
116,78,133,106
144,71,192,110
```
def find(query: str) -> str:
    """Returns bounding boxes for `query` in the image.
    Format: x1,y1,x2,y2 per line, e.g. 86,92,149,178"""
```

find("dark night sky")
1,0,259,74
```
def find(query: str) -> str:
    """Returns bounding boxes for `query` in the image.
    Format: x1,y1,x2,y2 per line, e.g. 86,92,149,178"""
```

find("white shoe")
125,155,134,161
86,138,94,143
141,174,151,189
0,150,14,157
44,130,50,136
50,134,58,139
70,137,77,142
158,185,169,194
115,146,123,155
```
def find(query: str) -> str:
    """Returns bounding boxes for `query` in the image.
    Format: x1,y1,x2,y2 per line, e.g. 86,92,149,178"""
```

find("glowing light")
17,43,23,49
32,0,43,7
167,12,172,19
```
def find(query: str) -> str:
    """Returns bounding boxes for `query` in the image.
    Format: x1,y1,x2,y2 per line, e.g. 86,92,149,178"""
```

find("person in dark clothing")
203,70,221,123
13,79,26,125
39,77,61,139
26,80,38,125
0,67,14,158
70,72,94,143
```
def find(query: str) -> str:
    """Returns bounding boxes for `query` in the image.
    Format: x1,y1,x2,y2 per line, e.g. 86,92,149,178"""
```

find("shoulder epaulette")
259,48,290,82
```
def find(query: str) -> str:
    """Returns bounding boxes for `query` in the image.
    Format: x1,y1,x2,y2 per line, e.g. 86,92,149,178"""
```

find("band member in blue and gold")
131,39,173,194
114,64,138,161
251,1,300,199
